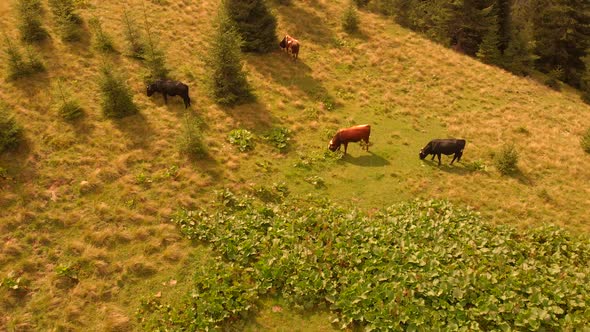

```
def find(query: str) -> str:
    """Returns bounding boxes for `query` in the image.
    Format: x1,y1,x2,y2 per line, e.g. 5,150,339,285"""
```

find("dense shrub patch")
138,193,590,330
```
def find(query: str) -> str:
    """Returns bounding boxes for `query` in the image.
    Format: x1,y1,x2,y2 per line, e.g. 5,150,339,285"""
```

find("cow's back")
338,124,370,142
432,139,465,153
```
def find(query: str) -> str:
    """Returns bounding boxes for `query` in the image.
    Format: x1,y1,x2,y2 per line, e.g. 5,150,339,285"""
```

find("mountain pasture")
1,0,590,330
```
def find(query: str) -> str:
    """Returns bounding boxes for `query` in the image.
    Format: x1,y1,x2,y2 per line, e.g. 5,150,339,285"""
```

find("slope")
1,0,590,330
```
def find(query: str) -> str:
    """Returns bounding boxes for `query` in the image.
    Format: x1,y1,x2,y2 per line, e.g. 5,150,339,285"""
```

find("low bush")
0,103,23,153
263,127,290,153
494,144,519,175
228,129,254,152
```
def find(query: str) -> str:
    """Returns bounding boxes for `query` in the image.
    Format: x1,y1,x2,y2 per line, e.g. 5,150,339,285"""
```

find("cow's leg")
431,154,435,161
437,153,442,166
182,95,190,108
163,93,168,104
365,138,369,152
450,153,457,165
343,142,348,155
457,151,463,162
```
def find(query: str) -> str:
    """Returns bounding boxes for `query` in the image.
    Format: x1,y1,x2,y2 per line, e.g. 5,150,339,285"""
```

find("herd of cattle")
328,125,465,166
145,34,465,166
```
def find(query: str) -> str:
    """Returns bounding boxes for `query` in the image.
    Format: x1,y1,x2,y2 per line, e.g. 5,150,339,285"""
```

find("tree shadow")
9,71,51,98
275,3,336,47
112,112,155,149
0,138,36,190
342,151,390,167
221,101,281,134
247,52,335,104
506,168,534,186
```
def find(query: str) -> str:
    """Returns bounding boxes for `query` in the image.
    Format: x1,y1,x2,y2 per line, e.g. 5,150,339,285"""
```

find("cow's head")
328,139,340,152
146,83,156,97
279,36,287,49
419,149,427,160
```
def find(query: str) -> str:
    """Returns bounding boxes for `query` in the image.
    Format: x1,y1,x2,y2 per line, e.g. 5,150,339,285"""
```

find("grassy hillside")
1,0,590,330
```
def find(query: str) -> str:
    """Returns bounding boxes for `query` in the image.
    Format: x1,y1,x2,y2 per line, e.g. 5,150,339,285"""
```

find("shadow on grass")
0,137,36,189
113,112,155,149
247,52,336,104
342,151,390,167
421,159,478,175
275,2,336,47
505,168,534,186
222,101,282,134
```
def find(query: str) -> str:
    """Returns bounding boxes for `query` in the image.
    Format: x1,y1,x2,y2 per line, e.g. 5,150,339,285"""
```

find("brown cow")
279,34,300,60
328,124,371,155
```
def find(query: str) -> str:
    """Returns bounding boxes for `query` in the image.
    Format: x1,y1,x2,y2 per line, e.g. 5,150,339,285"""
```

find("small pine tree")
89,17,116,53
342,2,359,34
3,37,45,80
494,144,519,175
3,37,29,80
23,45,45,73
122,11,145,59
52,79,83,120
98,64,138,118
142,5,169,82
0,103,23,153
224,0,277,53
207,8,252,106
16,0,48,43
178,114,207,159
48,0,83,42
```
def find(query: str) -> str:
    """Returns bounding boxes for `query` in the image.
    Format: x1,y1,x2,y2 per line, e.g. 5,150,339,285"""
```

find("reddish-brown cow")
279,34,300,60
328,124,371,155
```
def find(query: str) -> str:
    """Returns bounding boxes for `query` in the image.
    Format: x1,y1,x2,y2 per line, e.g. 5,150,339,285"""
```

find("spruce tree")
477,31,501,65
342,1,359,33
531,0,590,86
122,11,145,59
580,52,590,103
207,7,252,106
224,0,277,53
98,64,138,118
0,103,23,153
16,0,48,43
496,0,511,53
477,19,502,65
48,0,83,42
501,28,535,75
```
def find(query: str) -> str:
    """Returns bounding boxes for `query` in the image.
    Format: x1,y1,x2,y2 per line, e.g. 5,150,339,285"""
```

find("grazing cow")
279,34,300,60
146,79,191,109
419,139,466,166
328,124,371,155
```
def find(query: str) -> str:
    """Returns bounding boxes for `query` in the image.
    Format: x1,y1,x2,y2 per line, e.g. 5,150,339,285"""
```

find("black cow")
147,79,191,109
419,139,466,166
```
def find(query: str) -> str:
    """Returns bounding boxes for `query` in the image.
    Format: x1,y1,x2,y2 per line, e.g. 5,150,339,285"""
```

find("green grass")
2,0,590,330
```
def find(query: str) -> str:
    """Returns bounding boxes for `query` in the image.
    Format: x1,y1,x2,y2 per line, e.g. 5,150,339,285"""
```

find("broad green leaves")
141,195,590,330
